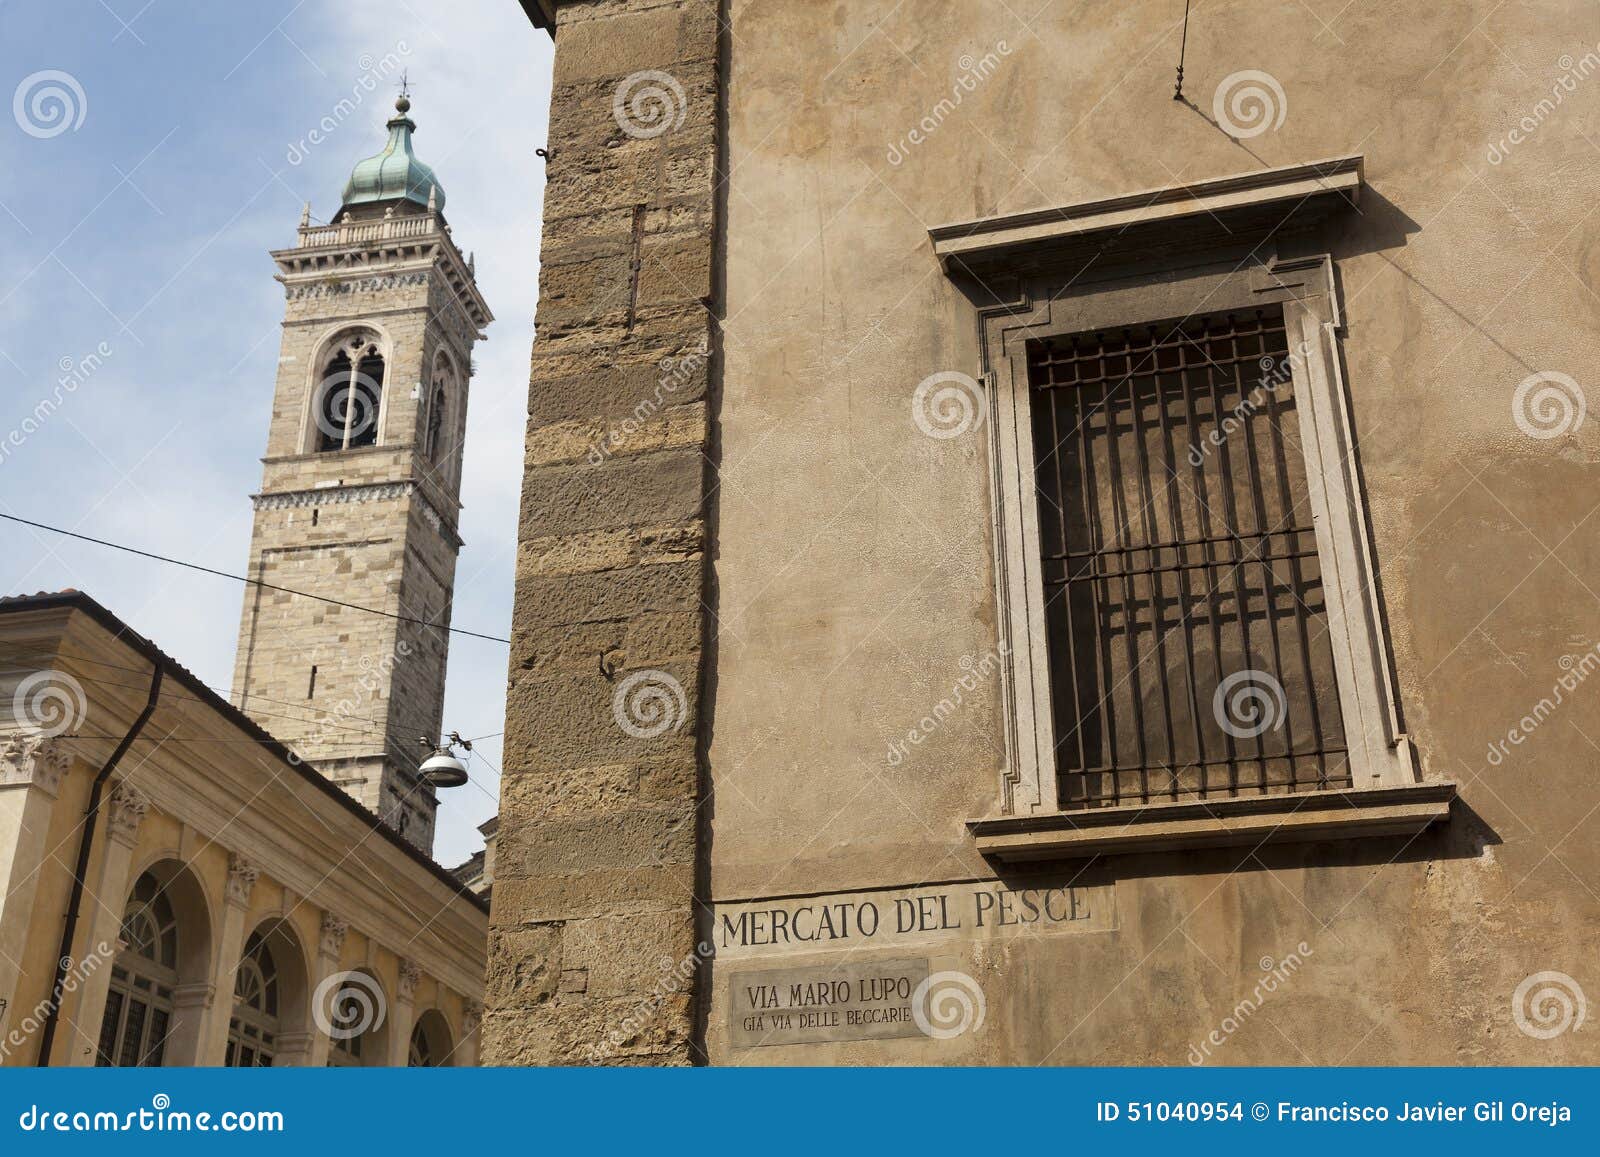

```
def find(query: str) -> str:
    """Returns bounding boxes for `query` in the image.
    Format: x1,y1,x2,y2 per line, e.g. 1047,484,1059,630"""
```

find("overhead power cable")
1,512,510,644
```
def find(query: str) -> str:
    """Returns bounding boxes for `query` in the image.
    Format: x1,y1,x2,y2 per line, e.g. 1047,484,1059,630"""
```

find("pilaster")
0,735,72,1046
196,854,259,1065
306,912,348,1068
386,956,421,1066
64,779,147,1066
486,0,723,1065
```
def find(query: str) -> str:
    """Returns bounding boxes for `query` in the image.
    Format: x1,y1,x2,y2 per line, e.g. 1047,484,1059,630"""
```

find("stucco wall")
704,0,1600,1064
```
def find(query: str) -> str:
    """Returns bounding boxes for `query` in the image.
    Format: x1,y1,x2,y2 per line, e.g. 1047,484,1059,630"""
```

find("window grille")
1027,306,1350,809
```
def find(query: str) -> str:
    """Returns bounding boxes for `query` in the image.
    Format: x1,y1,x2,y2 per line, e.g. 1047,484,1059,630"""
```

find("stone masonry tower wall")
233,129,492,857
484,0,723,1064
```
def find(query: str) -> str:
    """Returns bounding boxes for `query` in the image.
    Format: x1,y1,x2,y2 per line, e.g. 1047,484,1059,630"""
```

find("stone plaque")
729,958,930,1048
714,876,1116,962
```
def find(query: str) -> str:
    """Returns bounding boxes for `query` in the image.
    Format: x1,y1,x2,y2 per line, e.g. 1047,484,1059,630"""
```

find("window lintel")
929,155,1363,277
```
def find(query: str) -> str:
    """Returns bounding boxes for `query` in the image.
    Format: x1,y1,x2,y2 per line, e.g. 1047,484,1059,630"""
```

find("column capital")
318,913,349,960
0,734,72,798
462,999,483,1037
397,957,422,1005
224,854,260,909
105,780,150,846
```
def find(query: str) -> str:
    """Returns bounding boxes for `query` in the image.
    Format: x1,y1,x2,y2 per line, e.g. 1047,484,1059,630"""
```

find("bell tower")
231,93,492,856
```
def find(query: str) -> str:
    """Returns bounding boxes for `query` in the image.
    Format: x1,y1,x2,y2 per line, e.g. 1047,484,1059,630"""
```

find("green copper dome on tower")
340,94,444,212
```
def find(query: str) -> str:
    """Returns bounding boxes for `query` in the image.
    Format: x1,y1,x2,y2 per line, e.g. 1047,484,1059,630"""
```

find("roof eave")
0,590,491,915
517,0,555,36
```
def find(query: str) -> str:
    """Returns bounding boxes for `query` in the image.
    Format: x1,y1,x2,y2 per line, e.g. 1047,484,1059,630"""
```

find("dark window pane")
118,998,147,1068
316,351,354,452
96,989,124,1067
144,1007,170,1067
347,355,385,448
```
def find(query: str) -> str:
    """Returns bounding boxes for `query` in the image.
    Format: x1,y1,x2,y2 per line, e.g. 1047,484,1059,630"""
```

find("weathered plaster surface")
702,0,1600,1064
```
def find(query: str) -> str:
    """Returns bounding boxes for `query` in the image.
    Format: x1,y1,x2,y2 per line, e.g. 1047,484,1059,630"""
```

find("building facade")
0,97,491,1067
0,594,485,1067
232,95,492,856
487,0,1600,1065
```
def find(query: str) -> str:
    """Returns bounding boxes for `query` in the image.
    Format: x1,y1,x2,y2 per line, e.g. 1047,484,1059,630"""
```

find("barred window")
1027,307,1349,809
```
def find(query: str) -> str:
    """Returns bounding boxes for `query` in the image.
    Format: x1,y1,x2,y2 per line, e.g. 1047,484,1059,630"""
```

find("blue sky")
0,0,554,866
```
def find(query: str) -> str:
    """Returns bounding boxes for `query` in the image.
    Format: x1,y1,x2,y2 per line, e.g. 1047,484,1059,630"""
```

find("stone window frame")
299,324,393,455
929,157,1454,860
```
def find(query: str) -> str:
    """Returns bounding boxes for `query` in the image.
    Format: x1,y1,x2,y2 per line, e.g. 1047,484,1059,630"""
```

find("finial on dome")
339,74,445,213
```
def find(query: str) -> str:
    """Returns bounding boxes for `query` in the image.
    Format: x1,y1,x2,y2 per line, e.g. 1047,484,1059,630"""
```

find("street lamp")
417,731,472,789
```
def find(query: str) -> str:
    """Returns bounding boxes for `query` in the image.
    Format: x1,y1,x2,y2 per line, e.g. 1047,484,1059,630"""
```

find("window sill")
968,781,1456,862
